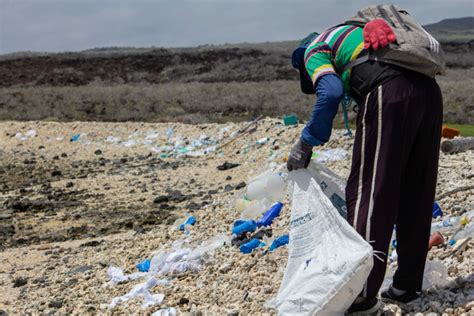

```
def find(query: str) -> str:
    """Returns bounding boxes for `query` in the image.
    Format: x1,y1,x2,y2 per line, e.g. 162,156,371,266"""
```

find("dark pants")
345,72,443,299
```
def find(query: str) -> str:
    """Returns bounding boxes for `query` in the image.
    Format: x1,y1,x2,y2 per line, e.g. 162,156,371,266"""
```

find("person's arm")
287,74,344,171
301,74,344,146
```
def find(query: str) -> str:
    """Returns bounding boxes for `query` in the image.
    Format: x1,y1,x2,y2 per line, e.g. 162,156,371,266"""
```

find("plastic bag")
108,277,168,309
306,160,347,219
381,260,450,292
246,170,286,203
269,163,373,315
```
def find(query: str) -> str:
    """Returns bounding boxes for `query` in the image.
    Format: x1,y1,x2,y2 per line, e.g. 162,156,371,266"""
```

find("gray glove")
287,139,313,171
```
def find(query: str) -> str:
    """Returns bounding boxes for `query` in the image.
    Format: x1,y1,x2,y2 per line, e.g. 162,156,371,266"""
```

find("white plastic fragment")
108,277,168,309
313,148,348,163
106,266,146,285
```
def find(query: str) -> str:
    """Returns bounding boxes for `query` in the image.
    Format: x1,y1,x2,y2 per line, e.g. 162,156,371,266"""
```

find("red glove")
363,18,396,50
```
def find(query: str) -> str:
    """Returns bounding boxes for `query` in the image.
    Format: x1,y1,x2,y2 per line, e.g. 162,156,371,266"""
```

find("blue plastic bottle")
269,234,289,252
257,202,283,227
240,238,265,254
179,216,197,231
136,259,151,272
432,202,443,218
232,220,257,235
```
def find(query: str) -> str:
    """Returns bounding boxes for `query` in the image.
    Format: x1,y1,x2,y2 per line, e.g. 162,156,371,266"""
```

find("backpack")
342,4,446,78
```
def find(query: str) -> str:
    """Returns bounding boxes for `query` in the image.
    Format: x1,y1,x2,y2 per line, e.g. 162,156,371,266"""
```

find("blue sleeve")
301,74,344,146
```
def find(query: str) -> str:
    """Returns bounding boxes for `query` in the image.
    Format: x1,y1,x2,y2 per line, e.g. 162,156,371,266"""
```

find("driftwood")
215,115,263,151
441,137,474,154
437,185,474,200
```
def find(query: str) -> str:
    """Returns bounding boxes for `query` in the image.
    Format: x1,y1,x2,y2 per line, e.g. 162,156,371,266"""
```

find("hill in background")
0,17,472,124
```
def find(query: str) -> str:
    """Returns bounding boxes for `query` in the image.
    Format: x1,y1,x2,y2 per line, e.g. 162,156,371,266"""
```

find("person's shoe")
381,285,420,303
346,297,380,315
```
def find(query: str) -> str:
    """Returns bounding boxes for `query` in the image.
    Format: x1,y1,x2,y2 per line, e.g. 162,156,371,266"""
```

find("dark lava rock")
65,278,78,287
32,276,48,284
51,170,62,177
168,190,187,202
153,195,169,204
235,182,246,190
231,234,251,247
178,297,190,305
94,149,102,155
120,157,127,163
0,310,7,316
52,155,59,160
61,153,68,158
226,176,232,181
187,202,201,211
0,212,13,220
38,145,45,149
48,299,63,309
66,182,74,188
80,240,103,247
217,161,240,171
208,189,218,195
71,265,93,274
9,199,32,212
251,228,273,240
12,277,28,287
224,184,234,192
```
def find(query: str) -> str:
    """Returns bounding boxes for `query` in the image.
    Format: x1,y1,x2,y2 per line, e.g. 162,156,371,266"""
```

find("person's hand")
287,140,313,171
363,18,396,50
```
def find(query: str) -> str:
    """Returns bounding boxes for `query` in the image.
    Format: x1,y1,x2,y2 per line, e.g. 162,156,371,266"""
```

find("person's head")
292,32,319,94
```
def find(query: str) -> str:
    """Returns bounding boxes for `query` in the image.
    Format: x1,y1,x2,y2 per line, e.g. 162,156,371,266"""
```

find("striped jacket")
304,25,365,93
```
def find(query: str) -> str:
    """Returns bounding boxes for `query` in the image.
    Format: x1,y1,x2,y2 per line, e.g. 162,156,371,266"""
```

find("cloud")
0,0,472,53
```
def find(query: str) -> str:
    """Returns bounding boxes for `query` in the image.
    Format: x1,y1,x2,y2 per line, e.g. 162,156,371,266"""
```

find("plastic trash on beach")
283,114,298,126
107,266,146,285
122,139,138,147
70,134,81,142
106,136,121,143
430,210,474,234
450,222,474,244
136,259,151,272
269,234,289,252
234,198,256,213
313,148,348,163
256,202,283,227
432,202,443,218
240,238,265,254
256,137,270,145
239,198,271,220
232,220,257,235
15,129,38,141
422,261,451,289
246,170,285,203
108,277,168,309
268,163,373,315
381,260,451,293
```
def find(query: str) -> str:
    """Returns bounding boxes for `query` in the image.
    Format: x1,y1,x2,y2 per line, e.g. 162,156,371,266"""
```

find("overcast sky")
0,0,472,54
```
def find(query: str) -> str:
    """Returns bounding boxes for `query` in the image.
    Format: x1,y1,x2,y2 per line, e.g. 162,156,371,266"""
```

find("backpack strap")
340,54,371,74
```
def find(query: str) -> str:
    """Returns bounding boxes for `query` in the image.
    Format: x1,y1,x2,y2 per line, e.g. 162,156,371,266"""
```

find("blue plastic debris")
179,216,197,231
136,259,151,272
70,134,81,142
432,202,443,218
257,202,283,227
269,234,289,252
240,238,265,254
232,220,257,235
